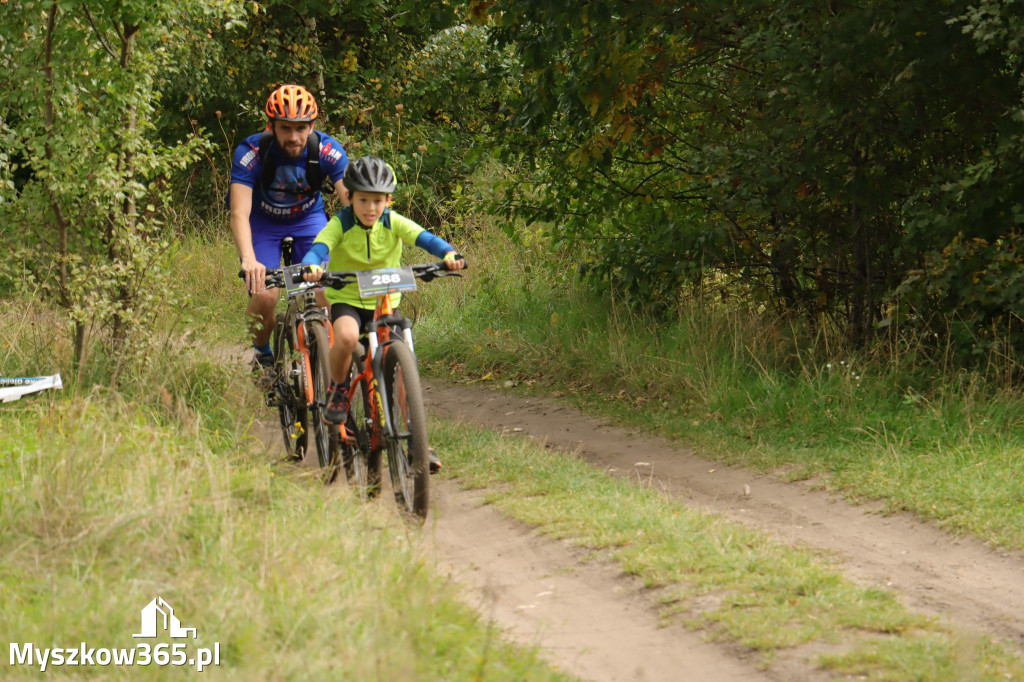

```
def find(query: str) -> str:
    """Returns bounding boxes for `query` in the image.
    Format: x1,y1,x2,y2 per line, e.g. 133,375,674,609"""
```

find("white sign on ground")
0,374,63,403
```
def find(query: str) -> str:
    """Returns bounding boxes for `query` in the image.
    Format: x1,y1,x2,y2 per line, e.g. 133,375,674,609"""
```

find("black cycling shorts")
330,302,377,334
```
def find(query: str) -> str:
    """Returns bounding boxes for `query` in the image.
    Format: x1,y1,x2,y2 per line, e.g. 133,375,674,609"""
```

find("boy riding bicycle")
300,156,465,472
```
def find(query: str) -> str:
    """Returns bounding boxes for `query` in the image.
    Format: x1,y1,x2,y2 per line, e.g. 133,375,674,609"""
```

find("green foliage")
166,0,491,224
416,217,1024,551
480,0,1024,356
0,0,503,381
0,0,245,380
346,23,518,228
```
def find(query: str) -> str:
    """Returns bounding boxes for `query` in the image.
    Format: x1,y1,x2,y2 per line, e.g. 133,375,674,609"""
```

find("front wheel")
273,313,308,461
383,340,429,520
306,322,339,480
344,344,380,498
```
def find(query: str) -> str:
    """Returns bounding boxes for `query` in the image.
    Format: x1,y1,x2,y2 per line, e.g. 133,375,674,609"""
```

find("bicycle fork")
294,306,333,408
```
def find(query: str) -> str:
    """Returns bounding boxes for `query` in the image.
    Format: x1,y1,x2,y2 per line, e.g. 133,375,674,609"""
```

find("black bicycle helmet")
342,156,397,194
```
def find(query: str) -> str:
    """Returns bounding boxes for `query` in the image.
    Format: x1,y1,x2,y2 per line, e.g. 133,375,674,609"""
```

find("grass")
0,235,572,681
411,220,1024,550
7,225,1024,680
430,417,1024,679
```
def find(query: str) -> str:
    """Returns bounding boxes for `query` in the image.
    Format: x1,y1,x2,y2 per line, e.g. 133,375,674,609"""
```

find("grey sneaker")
251,352,275,388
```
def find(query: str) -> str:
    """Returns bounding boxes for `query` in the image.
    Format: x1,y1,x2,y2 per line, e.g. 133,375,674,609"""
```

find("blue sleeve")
230,134,261,188
301,242,330,266
415,231,455,260
317,132,349,182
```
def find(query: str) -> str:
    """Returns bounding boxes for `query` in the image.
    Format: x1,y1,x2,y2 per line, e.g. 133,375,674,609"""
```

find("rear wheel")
383,340,429,520
343,344,381,499
272,313,308,461
306,322,338,479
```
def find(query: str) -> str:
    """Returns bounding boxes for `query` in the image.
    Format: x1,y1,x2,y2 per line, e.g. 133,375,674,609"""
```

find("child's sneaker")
324,387,348,424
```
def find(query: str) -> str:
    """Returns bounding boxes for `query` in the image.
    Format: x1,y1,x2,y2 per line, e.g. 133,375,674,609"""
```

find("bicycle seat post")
282,237,294,268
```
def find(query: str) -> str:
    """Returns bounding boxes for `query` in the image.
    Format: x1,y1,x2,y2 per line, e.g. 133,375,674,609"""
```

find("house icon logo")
133,597,197,639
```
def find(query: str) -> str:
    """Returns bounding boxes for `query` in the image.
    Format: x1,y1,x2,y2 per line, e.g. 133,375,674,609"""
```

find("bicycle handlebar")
236,255,468,290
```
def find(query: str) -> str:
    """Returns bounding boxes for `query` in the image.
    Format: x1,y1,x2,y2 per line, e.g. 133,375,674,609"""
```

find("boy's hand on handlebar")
443,251,466,271
302,264,324,282
241,257,267,293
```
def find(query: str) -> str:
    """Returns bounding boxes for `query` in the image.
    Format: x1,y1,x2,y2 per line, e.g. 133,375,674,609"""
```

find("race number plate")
357,267,418,297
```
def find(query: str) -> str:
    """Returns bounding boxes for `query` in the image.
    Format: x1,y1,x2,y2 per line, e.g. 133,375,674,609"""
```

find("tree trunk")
44,2,88,375
110,22,139,350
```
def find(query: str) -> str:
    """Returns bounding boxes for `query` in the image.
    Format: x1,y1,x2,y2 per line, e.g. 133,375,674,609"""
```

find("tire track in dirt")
421,380,1024,655
426,481,775,682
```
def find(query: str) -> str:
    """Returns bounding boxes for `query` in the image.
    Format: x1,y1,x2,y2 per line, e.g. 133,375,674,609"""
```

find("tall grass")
412,220,1024,549
0,235,570,681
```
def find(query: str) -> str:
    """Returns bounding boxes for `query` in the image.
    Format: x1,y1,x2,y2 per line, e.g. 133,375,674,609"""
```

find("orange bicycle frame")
348,291,399,452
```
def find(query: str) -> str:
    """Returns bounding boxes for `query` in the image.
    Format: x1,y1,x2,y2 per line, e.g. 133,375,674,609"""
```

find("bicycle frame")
291,294,333,404
278,267,334,409
350,290,412,452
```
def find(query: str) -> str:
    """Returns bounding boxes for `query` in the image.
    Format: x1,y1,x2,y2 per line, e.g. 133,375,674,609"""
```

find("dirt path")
426,481,773,682
420,380,1024,677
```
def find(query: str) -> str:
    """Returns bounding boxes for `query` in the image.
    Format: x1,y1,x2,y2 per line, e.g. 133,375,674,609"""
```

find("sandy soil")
418,380,1024,681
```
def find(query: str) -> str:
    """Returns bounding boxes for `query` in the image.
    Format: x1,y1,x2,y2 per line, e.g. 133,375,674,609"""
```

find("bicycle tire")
273,313,308,461
306,322,337,476
383,339,429,520
343,344,381,499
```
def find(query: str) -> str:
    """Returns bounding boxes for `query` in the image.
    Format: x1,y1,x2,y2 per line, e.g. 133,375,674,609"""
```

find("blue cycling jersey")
229,130,348,223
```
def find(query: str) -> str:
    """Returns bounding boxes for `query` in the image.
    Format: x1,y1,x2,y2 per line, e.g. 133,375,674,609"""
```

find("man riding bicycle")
229,84,349,378
300,156,465,472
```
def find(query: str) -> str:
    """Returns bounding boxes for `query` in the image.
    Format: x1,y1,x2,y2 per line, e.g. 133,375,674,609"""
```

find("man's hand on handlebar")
241,256,267,294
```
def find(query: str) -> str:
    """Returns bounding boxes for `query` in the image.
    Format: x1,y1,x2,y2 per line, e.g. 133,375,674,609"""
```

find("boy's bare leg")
330,316,361,385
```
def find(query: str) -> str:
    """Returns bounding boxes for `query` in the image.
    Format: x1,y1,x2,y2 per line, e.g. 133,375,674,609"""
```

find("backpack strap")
339,206,356,232
305,131,322,192
258,129,275,193
257,129,322,194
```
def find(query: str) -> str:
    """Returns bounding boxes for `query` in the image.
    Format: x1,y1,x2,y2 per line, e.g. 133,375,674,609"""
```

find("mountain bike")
241,239,348,477
328,259,465,520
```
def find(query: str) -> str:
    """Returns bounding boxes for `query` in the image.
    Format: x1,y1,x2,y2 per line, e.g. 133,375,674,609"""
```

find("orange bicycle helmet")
265,85,318,122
